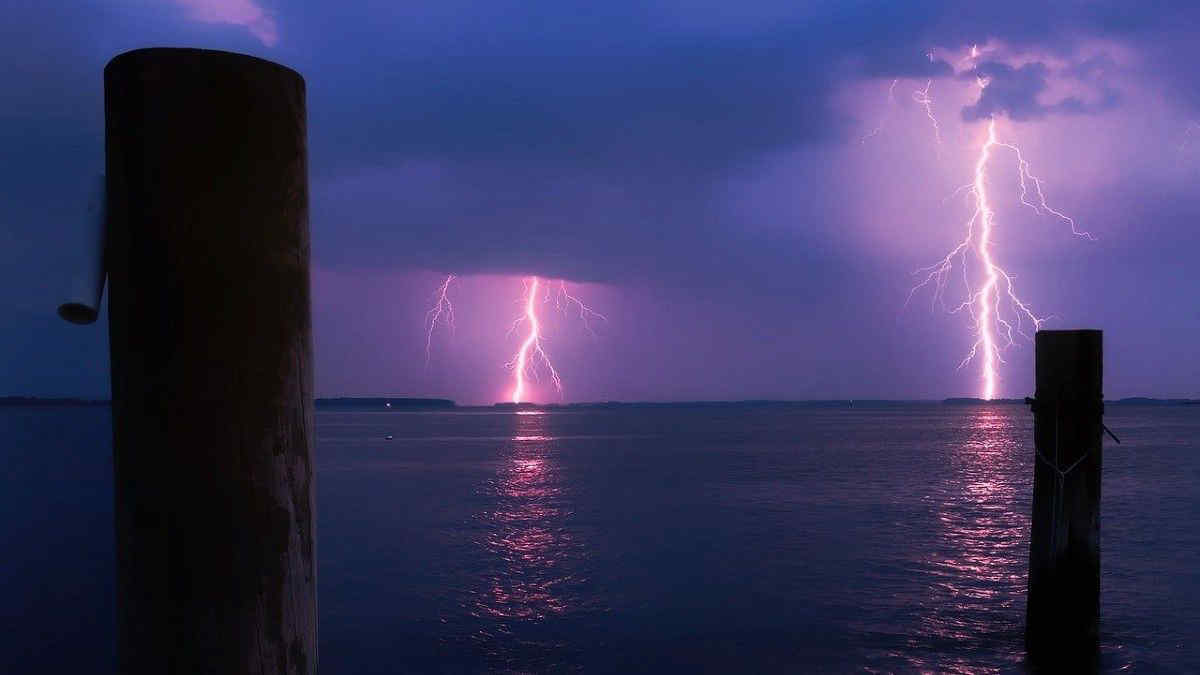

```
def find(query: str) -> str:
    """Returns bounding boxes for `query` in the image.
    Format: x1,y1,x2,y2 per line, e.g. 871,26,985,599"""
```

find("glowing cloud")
172,0,279,46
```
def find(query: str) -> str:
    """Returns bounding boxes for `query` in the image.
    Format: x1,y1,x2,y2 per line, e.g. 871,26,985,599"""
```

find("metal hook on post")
57,174,108,325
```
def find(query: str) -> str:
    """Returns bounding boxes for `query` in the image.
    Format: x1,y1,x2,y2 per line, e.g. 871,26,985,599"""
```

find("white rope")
1034,446,1093,480
1032,399,1096,556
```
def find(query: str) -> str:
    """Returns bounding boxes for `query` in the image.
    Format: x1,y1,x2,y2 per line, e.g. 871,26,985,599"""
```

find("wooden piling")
1025,329,1102,665
104,48,316,673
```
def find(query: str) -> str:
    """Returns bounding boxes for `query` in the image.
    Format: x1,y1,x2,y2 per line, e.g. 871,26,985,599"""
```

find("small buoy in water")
384,434,393,440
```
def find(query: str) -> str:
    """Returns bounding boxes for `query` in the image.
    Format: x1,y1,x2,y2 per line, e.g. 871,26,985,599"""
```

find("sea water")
3,404,1198,672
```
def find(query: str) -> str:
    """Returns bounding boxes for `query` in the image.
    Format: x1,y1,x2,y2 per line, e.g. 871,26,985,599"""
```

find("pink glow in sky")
172,0,278,46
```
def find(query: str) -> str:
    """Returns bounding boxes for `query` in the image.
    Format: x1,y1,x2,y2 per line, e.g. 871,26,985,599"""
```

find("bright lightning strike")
424,274,455,369
505,277,607,403
908,115,1091,400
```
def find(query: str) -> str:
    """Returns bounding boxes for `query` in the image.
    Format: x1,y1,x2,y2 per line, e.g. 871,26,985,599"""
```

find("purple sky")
2,1,1197,404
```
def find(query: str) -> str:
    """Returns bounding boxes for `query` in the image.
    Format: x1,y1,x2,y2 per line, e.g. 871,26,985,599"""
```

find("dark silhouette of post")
104,48,316,673
1025,329,1102,666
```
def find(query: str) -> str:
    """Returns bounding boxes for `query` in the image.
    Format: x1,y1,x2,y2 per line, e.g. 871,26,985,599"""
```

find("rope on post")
1024,395,1105,558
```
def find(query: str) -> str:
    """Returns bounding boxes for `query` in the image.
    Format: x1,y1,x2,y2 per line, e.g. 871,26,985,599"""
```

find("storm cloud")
2,0,1199,401
962,61,1119,121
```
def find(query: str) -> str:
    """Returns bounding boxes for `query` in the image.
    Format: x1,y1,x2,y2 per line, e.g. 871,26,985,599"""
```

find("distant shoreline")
320,397,1200,410
0,396,109,407
3,396,1195,409
315,397,455,410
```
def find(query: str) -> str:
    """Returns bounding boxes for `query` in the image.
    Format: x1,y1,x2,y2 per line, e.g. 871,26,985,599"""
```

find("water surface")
2,404,1197,672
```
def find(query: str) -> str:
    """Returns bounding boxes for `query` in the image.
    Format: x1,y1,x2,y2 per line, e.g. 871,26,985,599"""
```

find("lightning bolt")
507,276,561,404
421,273,603,401
504,277,607,403
424,274,455,369
912,80,943,154
860,79,899,144
552,280,608,337
908,114,1091,400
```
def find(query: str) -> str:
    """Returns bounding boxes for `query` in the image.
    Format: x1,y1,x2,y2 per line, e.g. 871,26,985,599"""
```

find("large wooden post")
104,48,316,673
1025,329,1102,665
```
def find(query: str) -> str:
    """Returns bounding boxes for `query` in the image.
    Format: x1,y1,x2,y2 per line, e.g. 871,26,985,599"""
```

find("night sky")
2,1,1197,404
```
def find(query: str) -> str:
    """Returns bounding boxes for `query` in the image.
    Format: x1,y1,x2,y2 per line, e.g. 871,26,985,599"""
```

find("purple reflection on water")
904,408,1033,673
468,412,587,624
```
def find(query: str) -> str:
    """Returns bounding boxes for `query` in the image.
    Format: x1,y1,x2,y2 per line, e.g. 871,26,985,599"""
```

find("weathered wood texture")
104,48,316,674
1026,329,1102,665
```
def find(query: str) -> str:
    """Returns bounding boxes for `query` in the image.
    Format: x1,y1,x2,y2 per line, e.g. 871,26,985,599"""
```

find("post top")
1035,329,1103,348
1035,329,1102,336
105,47,303,87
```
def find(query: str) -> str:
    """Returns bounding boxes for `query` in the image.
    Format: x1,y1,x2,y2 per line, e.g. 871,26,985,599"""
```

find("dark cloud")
309,156,850,289
305,39,841,176
961,61,1120,121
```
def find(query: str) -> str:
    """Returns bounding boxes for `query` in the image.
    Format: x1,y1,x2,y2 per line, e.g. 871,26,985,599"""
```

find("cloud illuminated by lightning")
172,0,279,46
957,43,981,71
424,274,455,369
908,110,1092,399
